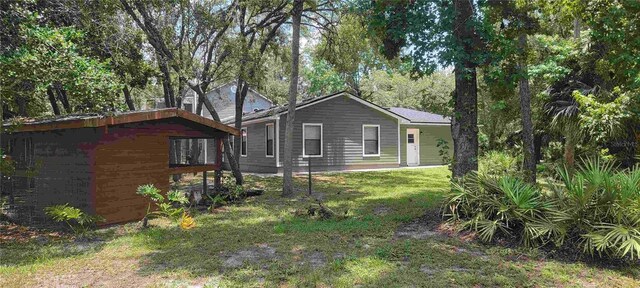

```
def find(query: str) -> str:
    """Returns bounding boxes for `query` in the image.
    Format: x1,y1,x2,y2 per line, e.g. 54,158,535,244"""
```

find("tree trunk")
451,0,479,179
518,33,536,184
46,87,61,115
123,85,135,111
159,58,175,108
233,79,249,168
197,92,243,185
54,84,71,113
564,135,575,169
282,0,303,197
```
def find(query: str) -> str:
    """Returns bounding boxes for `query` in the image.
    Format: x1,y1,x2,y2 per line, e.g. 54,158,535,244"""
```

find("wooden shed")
0,108,239,226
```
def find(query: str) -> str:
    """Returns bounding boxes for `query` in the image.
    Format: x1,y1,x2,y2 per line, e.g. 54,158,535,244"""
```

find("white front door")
406,128,420,166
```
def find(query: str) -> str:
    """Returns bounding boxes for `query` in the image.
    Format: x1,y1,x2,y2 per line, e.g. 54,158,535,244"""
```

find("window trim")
302,123,323,158
240,127,248,157
265,123,275,158
362,124,381,157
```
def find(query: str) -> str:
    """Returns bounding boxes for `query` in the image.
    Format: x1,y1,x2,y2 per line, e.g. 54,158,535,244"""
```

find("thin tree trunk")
46,87,61,115
451,0,479,179
564,136,575,169
282,0,303,197
123,85,135,111
158,59,175,108
197,91,243,185
233,79,250,167
54,84,71,113
518,33,536,184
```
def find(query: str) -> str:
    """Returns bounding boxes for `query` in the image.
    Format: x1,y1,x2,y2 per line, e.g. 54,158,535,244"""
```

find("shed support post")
203,171,208,195
308,157,312,195
214,138,223,190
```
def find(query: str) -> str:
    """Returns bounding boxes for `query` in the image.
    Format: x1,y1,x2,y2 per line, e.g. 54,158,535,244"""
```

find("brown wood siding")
93,120,225,225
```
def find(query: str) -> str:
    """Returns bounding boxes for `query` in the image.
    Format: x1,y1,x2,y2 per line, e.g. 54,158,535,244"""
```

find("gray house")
224,91,452,173
154,81,273,120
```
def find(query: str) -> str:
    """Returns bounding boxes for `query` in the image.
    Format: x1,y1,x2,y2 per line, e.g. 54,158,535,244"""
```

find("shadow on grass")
133,167,640,286
0,238,108,266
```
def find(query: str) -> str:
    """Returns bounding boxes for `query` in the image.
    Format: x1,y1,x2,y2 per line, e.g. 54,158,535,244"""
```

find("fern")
44,204,103,235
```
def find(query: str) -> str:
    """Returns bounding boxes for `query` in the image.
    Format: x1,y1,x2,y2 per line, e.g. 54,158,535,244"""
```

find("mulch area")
0,221,64,244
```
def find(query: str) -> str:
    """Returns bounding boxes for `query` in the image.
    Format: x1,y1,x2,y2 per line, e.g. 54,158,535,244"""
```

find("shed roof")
388,107,450,124
3,108,239,135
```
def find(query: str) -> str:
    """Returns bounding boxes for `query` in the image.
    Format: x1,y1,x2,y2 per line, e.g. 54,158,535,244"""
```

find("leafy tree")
314,14,384,96
119,0,244,183
226,0,289,172
358,0,491,178
0,22,121,117
303,58,345,97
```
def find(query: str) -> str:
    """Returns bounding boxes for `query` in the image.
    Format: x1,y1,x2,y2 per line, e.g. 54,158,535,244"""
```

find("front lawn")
1,167,639,287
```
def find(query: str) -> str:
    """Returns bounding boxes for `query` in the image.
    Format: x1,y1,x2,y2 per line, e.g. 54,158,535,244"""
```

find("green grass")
1,167,639,287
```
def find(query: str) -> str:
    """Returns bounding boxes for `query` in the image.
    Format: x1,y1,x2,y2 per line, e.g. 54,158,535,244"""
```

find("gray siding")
238,120,278,173
1,129,97,226
400,125,453,166
277,94,399,171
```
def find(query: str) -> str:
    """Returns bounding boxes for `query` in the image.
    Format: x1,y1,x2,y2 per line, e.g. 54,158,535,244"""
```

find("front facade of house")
226,92,453,173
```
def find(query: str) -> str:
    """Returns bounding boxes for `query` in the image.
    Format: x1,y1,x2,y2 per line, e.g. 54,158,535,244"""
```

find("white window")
265,123,275,157
363,125,380,156
241,127,247,157
303,123,323,157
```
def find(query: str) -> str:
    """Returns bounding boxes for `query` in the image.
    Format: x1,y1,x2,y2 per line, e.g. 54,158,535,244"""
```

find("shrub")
446,173,561,246
553,158,640,259
44,204,104,235
222,174,245,201
136,184,193,229
446,157,640,260
478,151,522,178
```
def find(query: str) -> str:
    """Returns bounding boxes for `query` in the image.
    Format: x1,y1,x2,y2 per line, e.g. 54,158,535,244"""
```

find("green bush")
222,174,245,202
478,151,522,178
44,204,104,235
136,184,192,228
446,157,640,260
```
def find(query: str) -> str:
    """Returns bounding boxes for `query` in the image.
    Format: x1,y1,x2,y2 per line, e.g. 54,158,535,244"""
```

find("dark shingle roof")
225,91,350,123
388,107,450,124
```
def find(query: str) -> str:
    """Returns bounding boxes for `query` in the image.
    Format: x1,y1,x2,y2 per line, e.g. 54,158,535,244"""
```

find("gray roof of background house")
387,107,450,124
229,91,411,124
232,92,452,125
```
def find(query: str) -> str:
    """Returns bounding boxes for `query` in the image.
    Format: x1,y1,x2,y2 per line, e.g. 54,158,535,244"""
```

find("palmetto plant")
446,157,640,260
447,173,561,246
554,158,640,259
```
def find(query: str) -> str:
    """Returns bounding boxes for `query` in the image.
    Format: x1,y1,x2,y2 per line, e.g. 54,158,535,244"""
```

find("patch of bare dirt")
394,211,477,242
35,259,161,288
303,251,327,268
0,221,65,244
220,243,278,269
373,205,392,216
394,211,441,240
